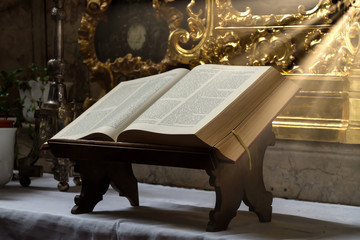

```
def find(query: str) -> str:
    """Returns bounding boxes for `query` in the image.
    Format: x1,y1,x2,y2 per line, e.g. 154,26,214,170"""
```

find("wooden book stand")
48,125,274,232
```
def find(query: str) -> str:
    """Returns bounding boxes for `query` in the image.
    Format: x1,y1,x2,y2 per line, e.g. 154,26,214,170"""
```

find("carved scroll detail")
195,32,242,66
215,0,346,27
292,7,360,74
79,0,357,89
167,0,213,64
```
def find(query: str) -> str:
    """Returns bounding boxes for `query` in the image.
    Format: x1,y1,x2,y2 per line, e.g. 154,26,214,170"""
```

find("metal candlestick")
19,0,81,191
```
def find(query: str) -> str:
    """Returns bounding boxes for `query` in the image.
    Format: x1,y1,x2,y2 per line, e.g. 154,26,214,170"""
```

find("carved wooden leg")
108,162,139,206
242,127,274,222
242,126,274,222
72,160,139,215
207,166,244,232
206,125,275,231
72,160,110,214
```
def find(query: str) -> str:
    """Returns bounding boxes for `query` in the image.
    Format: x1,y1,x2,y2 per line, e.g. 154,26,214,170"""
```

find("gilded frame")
78,0,182,91
166,0,357,72
78,0,357,89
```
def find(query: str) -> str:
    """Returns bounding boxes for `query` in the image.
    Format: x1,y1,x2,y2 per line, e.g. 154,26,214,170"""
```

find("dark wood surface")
48,125,274,231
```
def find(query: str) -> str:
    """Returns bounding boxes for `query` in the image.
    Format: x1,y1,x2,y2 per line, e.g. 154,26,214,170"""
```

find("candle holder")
18,0,81,191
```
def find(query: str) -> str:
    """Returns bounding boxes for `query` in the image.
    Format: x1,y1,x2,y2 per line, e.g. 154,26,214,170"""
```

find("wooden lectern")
48,125,274,232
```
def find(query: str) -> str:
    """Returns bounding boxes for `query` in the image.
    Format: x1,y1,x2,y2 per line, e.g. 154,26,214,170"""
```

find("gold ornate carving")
162,0,355,73
245,29,296,69
215,0,338,27
153,0,183,32
304,29,326,53
78,0,178,93
293,6,360,75
167,0,213,64
197,31,242,65
86,0,111,15
80,0,356,86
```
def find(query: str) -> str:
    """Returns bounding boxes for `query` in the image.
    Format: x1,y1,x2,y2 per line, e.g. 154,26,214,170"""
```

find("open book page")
52,68,189,141
120,64,271,138
214,79,300,162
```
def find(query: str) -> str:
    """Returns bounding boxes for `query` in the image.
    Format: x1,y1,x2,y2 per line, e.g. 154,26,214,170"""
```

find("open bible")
51,64,299,162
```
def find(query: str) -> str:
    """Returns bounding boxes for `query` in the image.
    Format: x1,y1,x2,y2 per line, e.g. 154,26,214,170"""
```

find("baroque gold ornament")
78,0,179,92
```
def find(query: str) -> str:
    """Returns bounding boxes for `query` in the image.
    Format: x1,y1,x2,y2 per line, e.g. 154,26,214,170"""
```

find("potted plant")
0,68,22,187
0,64,50,187
18,63,50,122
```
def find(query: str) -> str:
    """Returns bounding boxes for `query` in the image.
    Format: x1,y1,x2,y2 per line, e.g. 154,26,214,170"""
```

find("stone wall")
0,1,33,71
133,140,360,206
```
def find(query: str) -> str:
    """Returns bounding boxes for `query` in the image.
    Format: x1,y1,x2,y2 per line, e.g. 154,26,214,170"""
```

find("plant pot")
0,127,17,187
0,120,15,128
